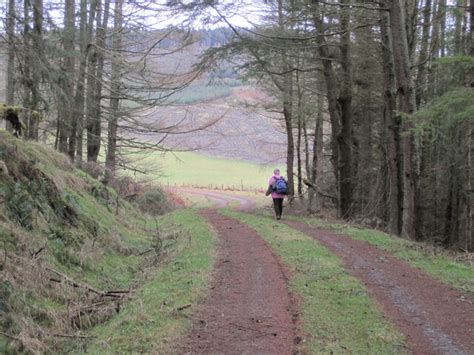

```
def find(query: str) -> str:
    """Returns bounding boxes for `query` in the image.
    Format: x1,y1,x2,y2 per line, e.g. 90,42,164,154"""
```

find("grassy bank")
0,133,216,353
293,218,474,296
82,209,216,353
225,210,405,353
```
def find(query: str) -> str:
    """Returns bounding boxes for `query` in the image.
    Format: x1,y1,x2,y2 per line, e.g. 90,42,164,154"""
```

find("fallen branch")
170,303,192,316
103,290,131,299
69,301,121,329
138,248,155,256
48,333,97,339
105,290,131,295
292,173,338,201
32,244,47,259
175,304,192,312
46,267,104,296
0,331,21,342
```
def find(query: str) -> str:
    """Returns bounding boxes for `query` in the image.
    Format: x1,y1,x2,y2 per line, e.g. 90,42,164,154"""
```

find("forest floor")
176,188,474,354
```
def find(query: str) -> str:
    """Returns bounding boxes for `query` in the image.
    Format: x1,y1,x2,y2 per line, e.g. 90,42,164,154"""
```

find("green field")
134,150,273,190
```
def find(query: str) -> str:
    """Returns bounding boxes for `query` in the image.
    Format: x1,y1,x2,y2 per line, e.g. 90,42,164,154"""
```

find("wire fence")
164,181,265,193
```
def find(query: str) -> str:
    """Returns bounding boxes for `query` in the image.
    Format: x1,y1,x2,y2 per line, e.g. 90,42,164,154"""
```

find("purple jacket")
268,175,286,199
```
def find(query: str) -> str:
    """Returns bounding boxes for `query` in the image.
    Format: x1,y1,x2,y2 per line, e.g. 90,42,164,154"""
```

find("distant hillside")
137,86,287,164
127,27,233,52
123,28,287,164
125,27,236,80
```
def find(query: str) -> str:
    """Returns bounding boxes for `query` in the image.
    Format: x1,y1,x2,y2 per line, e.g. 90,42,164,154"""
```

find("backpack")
272,177,288,195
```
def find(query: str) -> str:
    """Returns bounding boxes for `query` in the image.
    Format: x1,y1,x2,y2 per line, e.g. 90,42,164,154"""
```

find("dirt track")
179,190,474,354
180,209,298,354
287,221,474,354
175,188,257,211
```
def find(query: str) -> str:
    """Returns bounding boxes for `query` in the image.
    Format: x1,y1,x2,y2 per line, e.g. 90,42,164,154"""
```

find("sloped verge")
0,132,183,353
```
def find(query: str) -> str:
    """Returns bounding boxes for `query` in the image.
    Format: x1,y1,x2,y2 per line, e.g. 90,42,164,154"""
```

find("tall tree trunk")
86,20,98,163
338,0,354,218
308,93,324,213
428,0,443,99
415,0,432,107
295,57,306,197
68,0,87,160
284,98,295,198
404,0,418,63
58,0,75,154
22,0,32,123
29,0,43,140
303,118,311,182
447,127,463,246
430,0,440,60
389,0,418,239
313,12,341,215
87,0,110,162
71,0,98,164
296,107,303,198
105,0,124,183
440,0,447,57
86,0,102,161
5,0,16,132
466,120,473,251
380,5,402,235
454,0,464,54
471,0,474,55
465,12,473,250
277,0,295,199
461,0,468,54
444,164,455,241
417,132,433,240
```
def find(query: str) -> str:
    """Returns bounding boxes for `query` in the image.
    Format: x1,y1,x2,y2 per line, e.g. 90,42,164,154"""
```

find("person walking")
265,168,288,220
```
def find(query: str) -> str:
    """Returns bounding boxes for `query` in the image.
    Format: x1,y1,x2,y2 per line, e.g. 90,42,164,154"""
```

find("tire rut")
180,210,298,354
286,220,474,355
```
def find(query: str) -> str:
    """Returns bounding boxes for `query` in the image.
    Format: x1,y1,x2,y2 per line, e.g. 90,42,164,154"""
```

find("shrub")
136,188,172,216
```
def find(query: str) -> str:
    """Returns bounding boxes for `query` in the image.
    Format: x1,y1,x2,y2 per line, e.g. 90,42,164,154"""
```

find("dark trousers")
273,198,284,218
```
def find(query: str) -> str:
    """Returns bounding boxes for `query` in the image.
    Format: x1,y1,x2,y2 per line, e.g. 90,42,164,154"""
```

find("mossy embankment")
0,132,215,353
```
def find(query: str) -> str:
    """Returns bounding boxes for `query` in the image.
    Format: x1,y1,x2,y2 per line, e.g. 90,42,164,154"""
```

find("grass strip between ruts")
225,210,407,354
291,217,474,296
82,209,216,353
